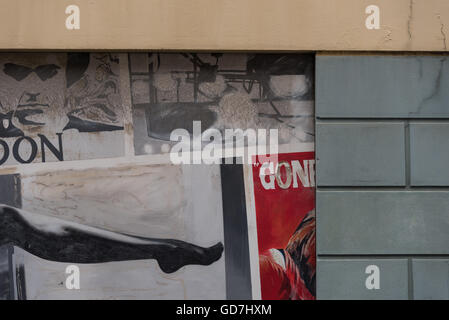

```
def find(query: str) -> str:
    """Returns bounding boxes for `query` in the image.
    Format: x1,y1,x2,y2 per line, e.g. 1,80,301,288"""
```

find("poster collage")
0,53,315,300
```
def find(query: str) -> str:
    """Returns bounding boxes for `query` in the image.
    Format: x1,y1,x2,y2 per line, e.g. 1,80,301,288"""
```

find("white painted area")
269,249,286,271
21,164,187,239
60,130,125,161
118,53,136,158
13,247,223,300
12,162,226,299
243,162,262,300
181,165,226,297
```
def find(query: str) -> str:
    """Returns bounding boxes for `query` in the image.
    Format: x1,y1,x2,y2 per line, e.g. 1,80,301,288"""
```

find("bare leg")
0,206,224,273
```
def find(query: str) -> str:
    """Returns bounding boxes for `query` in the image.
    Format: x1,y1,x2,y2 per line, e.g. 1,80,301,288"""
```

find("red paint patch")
252,152,315,300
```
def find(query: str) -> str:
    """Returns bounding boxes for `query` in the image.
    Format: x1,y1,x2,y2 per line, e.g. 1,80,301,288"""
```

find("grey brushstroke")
220,162,252,300
0,245,13,300
0,174,22,208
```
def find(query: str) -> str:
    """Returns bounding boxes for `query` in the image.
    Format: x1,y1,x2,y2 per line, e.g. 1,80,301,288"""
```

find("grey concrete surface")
317,191,449,255
316,122,405,186
317,259,408,300
410,123,449,185
412,259,449,300
316,56,449,118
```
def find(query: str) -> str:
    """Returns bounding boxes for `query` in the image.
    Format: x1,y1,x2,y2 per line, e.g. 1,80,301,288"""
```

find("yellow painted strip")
0,0,447,51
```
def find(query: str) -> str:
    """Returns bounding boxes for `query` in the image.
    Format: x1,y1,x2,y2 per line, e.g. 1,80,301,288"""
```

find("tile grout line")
408,258,414,300
405,120,411,188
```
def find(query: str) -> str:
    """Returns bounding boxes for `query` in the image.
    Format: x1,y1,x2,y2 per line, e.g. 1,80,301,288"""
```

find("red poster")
252,152,316,300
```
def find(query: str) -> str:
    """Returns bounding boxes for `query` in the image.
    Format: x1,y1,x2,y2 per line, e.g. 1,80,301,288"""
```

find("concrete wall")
0,0,448,51
316,54,449,300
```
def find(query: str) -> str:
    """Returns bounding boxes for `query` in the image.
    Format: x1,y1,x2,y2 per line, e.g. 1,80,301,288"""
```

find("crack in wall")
413,57,446,115
407,0,414,41
437,14,448,51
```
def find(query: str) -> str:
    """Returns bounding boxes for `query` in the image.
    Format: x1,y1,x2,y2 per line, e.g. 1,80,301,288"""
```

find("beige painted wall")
0,0,447,51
